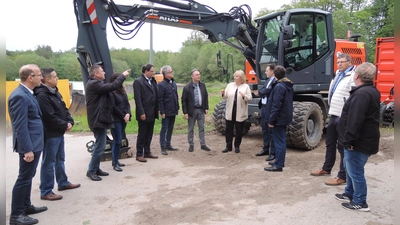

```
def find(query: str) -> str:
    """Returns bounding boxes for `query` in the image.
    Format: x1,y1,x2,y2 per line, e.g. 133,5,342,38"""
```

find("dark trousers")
225,120,244,149
160,115,176,147
322,115,346,180
136,120,155,157
11,151,41,216
261,105,275,154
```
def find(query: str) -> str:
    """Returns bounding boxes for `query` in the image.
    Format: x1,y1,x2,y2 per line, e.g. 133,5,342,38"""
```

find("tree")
54,53,82,81
35,45,54,59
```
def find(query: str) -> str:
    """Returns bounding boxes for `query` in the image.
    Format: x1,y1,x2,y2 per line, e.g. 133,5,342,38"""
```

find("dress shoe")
235,147,240,153
325,177,346,186
116,161,125,167
222,148,232,153
268,161,274,165
10,214,38,225
161,147,168,155
201,145,211,151
188,145,194,152
166,145,178,150
255,149,269,156
264,166,283,172
96,168,109,176
310,168,331,176
136,156,147,162
25,205,48,215
58,183,81,191
86,172,102,181
40,192,63,201
144,153,158,159
112,162,123,172
265,155,275,161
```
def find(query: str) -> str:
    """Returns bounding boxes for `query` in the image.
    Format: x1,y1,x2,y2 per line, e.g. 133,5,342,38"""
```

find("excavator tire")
212,99,250,135
287,101,324,150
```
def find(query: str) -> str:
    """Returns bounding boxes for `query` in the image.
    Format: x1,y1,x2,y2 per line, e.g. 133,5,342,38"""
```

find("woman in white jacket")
220,70,252,153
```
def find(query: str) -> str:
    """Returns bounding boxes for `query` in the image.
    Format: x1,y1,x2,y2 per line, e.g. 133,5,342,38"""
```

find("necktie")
194,84,199,106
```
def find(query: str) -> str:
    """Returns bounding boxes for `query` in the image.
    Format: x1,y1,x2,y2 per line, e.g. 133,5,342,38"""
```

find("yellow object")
154,74,163,83
6,79,71,121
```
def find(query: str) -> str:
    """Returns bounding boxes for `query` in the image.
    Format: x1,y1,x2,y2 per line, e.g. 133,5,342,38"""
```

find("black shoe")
268,161,274,165
255,149,269,156
112,162,123,172
265,155,275,161
188,145,194,152
166,145,178,150
86,172,102,181
25,205,48,215
116,161,125,167
96,169,109,176
264,166,283,172
10,214,38,225
161,147,168,155
222,148,232,153
235,147,240,153
201,145,211,151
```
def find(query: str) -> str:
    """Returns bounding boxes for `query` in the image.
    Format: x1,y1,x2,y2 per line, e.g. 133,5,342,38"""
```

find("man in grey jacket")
310,53,355,185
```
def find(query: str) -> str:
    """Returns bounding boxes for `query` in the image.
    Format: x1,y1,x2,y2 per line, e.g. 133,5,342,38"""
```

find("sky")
6,0,291,52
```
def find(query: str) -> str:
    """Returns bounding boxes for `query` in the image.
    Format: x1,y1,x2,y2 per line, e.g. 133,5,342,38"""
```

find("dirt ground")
5,126,394,225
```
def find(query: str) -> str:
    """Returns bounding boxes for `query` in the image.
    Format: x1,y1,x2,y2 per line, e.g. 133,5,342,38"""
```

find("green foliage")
55,53,82,81
35,45,54,59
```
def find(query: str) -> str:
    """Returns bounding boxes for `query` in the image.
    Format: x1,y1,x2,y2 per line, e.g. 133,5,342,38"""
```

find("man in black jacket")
181,69,210,152
34,68,80,200
133,64,159,162
335,62,380,212
158,65,179,155
264,66,293,172
85,65,130,181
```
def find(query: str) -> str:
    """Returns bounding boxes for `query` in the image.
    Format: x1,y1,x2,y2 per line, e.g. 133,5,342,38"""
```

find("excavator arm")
73,0,259,85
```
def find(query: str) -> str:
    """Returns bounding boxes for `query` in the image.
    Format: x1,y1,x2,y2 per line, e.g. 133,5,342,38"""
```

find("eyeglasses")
336,61,349,64
167,71,173,74
30,74,43,77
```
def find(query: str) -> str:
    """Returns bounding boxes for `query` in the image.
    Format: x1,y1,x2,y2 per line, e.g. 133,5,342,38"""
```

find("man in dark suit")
133,64,159,162
8,64,48,225
255,64,276,161
158,65,179,155
181,69,210,152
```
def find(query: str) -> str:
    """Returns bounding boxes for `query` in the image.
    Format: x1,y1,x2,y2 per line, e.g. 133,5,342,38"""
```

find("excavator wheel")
287,101,324,150
212,99,250,135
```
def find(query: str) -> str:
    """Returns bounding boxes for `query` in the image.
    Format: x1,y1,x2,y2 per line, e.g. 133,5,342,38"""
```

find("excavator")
74,0,366,153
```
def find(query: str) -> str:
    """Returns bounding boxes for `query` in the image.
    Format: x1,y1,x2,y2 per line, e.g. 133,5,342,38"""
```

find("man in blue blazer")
256,64,276,161
8,64,48,225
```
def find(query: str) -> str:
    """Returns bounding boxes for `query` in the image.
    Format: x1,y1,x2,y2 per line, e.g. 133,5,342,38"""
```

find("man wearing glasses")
158,65,179,155
133,64,159,162
310,53,356,186
8,64,48,225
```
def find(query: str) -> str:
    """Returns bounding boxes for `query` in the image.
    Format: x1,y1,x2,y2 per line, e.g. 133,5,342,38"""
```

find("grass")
71,82,227,134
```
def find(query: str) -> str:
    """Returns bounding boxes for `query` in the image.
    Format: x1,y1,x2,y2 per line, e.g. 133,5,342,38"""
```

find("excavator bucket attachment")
69,91,87,116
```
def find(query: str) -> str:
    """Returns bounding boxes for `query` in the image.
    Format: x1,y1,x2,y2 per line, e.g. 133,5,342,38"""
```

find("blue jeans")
11,151,41,216
188,108,206,146
344,149,370,205
323,115,345,179
271,125,287,168
160,116,176,147
40,136,69,196
111,122,126,163
88,128,107,173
